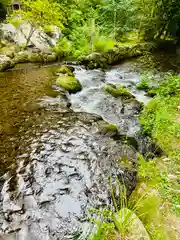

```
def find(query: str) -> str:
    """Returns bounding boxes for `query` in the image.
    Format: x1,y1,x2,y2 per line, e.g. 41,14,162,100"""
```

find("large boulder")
1,23,61,52
56,75,82,94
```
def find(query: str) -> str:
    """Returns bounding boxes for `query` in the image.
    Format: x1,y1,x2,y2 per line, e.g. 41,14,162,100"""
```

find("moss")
14,51,29,64
97,120,118,135
139,75,180,154
28,53,44,63
104,84,134,99
136,79,150,91
44,54,57,63
56,75,82,93
106,123,118,133
56,65,75,76
146,89,157,97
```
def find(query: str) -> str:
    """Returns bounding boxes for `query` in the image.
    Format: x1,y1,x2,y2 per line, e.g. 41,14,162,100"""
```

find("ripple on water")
0,62,161,239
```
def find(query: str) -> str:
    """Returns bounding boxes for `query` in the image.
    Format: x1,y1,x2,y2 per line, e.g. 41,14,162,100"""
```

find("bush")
139,75,180,154
136,78,150,91
53,37,72,58
158,75,180,97
93,35,115,53
69,23,91,58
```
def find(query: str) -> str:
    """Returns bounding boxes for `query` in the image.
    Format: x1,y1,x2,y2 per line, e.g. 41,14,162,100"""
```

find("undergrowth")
139,74,180,217
139,75,180,154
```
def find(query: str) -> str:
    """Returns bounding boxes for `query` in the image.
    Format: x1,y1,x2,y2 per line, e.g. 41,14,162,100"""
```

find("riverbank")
0,49,179,239
0,41,158,72
90,67,180,240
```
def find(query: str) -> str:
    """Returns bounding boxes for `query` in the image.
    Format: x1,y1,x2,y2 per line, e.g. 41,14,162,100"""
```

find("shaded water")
0,60,163,239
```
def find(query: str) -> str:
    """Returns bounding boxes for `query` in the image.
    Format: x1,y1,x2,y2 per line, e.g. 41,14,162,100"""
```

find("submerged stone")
56,75,82,93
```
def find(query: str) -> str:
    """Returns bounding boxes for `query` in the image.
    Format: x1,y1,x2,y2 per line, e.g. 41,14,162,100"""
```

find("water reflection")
0,66,60,175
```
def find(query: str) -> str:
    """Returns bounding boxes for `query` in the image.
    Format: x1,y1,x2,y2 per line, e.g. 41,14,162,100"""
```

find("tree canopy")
4,0,180,54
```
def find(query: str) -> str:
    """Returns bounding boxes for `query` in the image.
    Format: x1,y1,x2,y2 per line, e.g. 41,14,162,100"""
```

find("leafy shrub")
158,75,180,97
69,23,91,58
53,37,72,58
139,75,180,154
136,78,149,91
93,35,115,53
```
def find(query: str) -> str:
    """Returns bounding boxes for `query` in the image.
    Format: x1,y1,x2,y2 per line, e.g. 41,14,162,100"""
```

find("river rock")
56,75,82,93
43,53,57,63
81,43,157,69
14,51,29,64
104,83,135,99
0,55,14,71
0,111,138,240
28,52,44,63
114,208,150,240
56,65,75,76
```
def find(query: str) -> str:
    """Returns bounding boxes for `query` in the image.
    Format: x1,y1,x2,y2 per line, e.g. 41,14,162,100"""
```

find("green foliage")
157,75,180,97
53,37,72,58
89,176,168,240
136,78,150,91
68,23,91,58
98,0,137,40
138,154,162,184
139,75,180,154
93,35,115,53
8,0,64,46
135,0,180,40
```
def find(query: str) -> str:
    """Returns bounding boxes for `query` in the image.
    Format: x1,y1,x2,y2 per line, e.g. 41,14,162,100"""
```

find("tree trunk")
113,0,117,42
25,24,36,47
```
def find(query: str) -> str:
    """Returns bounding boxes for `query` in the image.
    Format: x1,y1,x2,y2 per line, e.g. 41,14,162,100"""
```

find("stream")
0,60,162,239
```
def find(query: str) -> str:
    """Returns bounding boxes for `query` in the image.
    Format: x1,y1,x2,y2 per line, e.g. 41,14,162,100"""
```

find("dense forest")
0,1,180,240
1,0,180,57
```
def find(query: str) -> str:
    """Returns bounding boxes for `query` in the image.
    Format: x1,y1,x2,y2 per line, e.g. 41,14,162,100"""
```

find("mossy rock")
44,54,57,63
28,53,44,63
56,75,82,93
14,51,29,64
97,120,118,135
56,65,75,76
104,84,134,99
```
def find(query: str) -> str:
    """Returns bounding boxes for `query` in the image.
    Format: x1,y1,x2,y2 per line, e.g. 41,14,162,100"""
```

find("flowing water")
0,61,161,239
